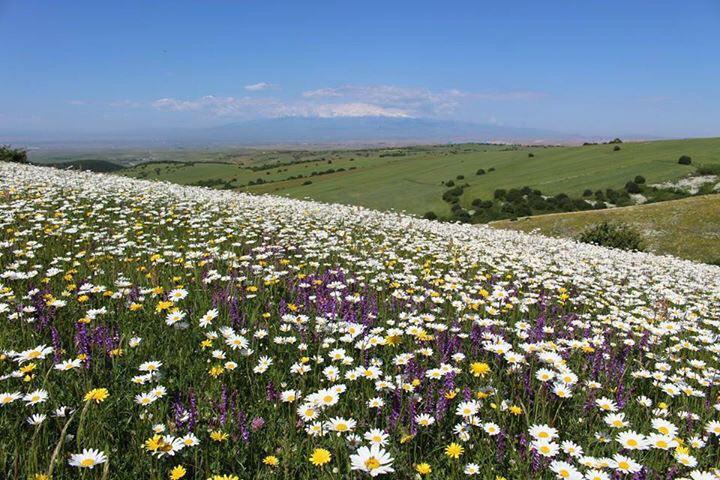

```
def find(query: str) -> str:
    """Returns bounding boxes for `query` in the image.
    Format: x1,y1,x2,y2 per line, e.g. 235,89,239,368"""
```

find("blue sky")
1,0,719,138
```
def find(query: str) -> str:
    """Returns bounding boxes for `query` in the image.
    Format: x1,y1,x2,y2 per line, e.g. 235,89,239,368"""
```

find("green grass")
491,194,720,264
114,138,720,216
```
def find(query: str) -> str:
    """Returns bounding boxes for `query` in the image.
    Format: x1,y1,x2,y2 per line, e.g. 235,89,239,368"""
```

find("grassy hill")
117,137,720,216
2,162,720,479
491,194,720,264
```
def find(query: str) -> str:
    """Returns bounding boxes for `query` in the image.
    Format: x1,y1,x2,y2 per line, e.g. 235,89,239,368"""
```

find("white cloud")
311,103,409,118
244,82,273,91
149,84,546,119
302,85,546,116
150,95,410,118
109,100,142,108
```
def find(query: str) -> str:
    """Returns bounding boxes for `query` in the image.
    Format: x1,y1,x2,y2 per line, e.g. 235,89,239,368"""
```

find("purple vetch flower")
218,384,228,425
495,431,506,462
187,389,198,431
50,326,62,363
73,321,91,368
236,410,250,443
266,380,279,402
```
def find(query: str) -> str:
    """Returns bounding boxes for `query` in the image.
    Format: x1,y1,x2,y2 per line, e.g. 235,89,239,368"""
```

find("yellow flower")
263,455,279,467
145,435,173,454
83,388,109,403
20,363,36,374
210,431,229,442
309,448,331,466
207,476,239,480
32,474,50,480
509,405,523,415
156,300,173,312
170,465,186,480
445,442,464,459
415,463,432,475
470,362,490,377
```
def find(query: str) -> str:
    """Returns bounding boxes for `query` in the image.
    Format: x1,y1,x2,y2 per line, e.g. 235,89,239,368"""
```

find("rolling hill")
491,194,720,264
119,137,720,217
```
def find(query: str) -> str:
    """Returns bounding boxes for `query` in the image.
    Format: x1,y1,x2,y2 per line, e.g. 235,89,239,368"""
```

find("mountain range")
2,116,634,148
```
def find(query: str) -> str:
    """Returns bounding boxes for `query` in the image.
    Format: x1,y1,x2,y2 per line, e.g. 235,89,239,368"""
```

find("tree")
625,181,641,194
0,145,28,164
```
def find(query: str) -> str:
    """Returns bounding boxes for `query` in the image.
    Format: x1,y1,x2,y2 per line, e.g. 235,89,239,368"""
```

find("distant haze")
4,117,668,150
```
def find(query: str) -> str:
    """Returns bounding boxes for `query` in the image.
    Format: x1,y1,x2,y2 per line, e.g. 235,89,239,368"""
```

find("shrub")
493,189,507,200
456,174,464,180
609,138,623,144
613,145,621,151
583,189,593,197
625,181,641,194
302,180,312,185
634,175,646,184
476,168,486,175
577,221,645,251
678,155,692,165
696,164,720,175
423,211,438,220
528,153,535,158
445,180,455,187
0,145,28,164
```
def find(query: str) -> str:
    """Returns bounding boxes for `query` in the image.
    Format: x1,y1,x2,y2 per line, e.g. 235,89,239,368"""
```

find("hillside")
491,194,720,264
114,137,720,217
1,163,720,479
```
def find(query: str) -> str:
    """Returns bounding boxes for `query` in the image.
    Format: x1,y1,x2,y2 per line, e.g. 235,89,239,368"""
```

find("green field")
112,138,720,216
491,194,720,264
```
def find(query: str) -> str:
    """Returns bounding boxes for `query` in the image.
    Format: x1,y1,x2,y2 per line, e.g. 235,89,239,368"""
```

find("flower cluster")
1,162,719,479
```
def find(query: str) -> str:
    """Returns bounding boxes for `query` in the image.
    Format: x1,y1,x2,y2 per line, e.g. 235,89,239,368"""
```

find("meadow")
110,138,720,217
1,162,720,479
492,195,720,265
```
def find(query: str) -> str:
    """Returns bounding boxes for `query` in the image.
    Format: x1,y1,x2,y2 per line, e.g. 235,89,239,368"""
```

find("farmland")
1,162,720,479
109,137,720,217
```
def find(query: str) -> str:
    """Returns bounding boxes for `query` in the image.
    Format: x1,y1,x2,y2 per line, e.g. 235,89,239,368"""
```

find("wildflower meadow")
1,162,719,480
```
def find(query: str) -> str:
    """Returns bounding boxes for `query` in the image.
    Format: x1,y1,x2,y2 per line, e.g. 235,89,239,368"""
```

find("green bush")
678,155,692,165
0,145,28,164
613,145,621,151
476,168,486,175
634,175,646,184
696,164,720,175
423,211,438,220
625,181,641,194
577,221,645,251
